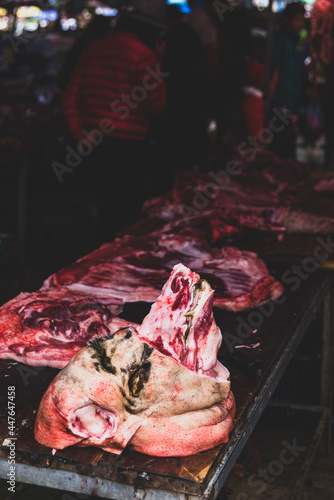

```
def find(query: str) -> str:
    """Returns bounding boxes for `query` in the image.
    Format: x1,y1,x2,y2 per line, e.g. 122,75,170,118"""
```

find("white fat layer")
186,284,222,372
212,360,230,382
67,283,158,303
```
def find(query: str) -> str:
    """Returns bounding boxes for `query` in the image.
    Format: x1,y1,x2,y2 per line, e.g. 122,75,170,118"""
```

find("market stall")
0,155,334,497
0,1,333,499
0,242,333,500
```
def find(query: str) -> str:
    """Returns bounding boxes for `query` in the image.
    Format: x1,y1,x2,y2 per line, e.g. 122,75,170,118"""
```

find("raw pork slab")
142,166,334,235
0,287,137,368
313,177,334,195
270,207,334,234
142,172,288,222
160,208,286,244
35,264,235,457
44,231,283,312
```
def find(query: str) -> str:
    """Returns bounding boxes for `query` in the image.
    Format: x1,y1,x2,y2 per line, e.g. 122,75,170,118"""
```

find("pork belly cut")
0,288,136,368
273,207,334,234
313,177,334,195
160,208,286,244
44,231,283,312
142,169,289,222
142,167,334,236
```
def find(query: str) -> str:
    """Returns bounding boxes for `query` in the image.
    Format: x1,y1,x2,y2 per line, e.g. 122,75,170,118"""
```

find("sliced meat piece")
44,231,283,312
161,208,286,244
0,288,136,368
275,207,334,234
313,177,334,195
200,246,283,311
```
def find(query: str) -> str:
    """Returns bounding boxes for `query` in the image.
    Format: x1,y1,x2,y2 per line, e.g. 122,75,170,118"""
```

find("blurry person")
61,1,167,244
211,3,251,150
239,60,266,143
0,33,16,75
151,3,208,178
268,2,306,159
57,15,112,91
310,0,334,170
186,0,220,80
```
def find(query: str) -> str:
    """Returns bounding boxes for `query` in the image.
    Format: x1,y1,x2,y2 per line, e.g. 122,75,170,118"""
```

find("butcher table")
0,265,333,500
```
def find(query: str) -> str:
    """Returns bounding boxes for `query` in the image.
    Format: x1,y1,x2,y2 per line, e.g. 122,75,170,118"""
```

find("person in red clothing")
61,1,167,244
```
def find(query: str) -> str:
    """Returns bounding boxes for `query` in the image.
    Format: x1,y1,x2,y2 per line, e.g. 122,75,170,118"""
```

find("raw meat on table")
244,154,311,191
160,208,286,244
274,207,334,234
44,229,283,312
0,288,137,368
140,154,334,236
142,170,289,222
142,174,334,236
204,150,311,195
34,264,236,457
222,206,334,236
313,177,334,195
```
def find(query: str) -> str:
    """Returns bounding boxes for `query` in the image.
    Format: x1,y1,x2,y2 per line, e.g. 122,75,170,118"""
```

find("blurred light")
207,120,217,133
253,0,314,10
95,6,118,16
251,27,267,37
40,19,48,27
273,1,286,12
304,4,313,13
41,10,58,21
0,16,8,30
253,0,269,8
14,21,24,36
166,0,191,14
0,8,7,16
60,17,78,30
16,6,41,18
24,21,39,31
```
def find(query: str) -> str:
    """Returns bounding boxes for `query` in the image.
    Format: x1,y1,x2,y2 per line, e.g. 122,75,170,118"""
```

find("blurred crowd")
53,1,334,166
1,0,334,244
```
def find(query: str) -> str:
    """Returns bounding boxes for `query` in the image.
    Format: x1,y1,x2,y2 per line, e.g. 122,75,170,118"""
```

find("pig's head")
35,264,236,457
34,327,234,456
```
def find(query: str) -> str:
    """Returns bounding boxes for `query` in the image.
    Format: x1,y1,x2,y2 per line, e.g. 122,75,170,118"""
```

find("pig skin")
35,264,236,457
34,328,235,456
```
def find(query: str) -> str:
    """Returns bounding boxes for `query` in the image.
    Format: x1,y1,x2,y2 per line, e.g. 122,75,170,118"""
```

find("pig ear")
101,416,148,455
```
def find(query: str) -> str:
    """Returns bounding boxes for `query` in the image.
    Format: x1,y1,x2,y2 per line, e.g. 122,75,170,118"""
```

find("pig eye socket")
128,361,151,398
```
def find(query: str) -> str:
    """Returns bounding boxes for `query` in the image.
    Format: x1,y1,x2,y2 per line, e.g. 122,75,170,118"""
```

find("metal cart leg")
320,287,333,456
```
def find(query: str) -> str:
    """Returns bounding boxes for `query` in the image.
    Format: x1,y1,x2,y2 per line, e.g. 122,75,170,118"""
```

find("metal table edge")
201,272,334,500
0,460,201,500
